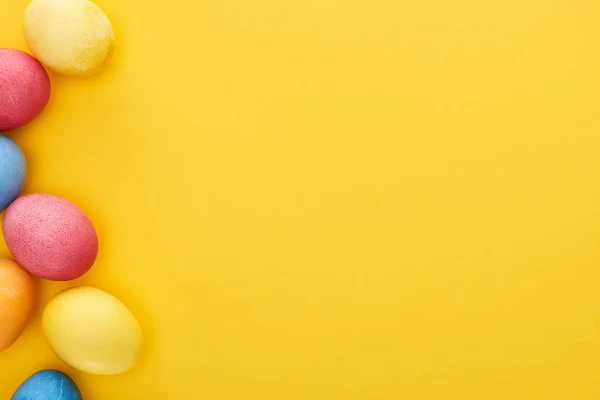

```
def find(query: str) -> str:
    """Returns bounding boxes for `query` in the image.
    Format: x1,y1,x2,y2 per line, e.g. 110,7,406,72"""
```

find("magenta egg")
2,194,98,281
0,48,50,131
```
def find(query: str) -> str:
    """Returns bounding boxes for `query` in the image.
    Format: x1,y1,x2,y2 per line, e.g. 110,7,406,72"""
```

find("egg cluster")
1,0,142,398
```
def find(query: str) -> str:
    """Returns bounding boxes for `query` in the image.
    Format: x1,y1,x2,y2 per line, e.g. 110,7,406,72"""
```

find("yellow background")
1,0,600,398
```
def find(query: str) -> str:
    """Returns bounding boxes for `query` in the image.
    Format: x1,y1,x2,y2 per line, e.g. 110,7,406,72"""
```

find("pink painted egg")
0,48,50,131
2,194,98,281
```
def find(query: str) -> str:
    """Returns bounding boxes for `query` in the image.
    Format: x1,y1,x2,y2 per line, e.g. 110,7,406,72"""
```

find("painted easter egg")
0,136,26,211
0,259,35,351
2,194,98,281
43,286,143,375
23,0,115,76
11,370,82,400
0,49,50,131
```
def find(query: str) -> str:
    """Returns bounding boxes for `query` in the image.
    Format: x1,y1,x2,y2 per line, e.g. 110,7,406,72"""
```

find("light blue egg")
0,135,26,211
11,370,82,400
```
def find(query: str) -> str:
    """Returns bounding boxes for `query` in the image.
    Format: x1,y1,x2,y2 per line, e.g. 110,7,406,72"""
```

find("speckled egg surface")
0,258,34,351
23,0,115,76
0,48,50,131
2,194,98,281
0,135,26,211
11,370,82,400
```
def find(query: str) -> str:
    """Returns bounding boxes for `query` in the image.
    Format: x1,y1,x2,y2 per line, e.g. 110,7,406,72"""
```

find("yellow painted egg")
0,258,35,351
23,0,115,76
43,286,143,375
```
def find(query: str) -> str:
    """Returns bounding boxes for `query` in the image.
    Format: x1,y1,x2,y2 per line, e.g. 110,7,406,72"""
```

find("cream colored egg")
43,286,143,375
23,0,115,76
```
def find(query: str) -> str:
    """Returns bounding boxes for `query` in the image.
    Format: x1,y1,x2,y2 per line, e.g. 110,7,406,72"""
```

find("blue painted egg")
11,370,82,400
0,135,26,211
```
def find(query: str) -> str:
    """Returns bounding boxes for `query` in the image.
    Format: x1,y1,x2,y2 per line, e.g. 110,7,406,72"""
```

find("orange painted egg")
0,258,35,351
